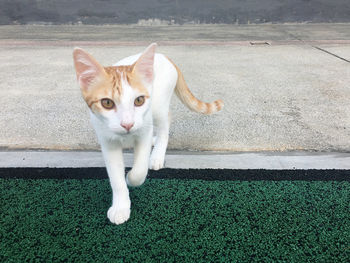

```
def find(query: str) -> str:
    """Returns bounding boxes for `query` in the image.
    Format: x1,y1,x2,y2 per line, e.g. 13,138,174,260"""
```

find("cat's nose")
121,122,134,132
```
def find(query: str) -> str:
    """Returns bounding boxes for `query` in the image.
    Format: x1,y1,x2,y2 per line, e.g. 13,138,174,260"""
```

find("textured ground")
1,169,349,262
0,24,349,152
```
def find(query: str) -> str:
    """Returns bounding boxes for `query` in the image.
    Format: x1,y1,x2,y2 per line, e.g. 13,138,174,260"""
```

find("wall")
0,0,350,25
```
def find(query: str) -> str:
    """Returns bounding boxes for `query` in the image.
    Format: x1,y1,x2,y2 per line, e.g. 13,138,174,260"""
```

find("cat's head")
73,43,157,135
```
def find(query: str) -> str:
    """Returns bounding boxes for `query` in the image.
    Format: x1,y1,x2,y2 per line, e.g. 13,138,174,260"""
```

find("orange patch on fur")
107,65,149,97
126,70,150,97
165,56,224,115
81,64,149,113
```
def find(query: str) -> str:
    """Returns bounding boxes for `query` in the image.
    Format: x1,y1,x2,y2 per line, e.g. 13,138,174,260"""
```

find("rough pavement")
0,24,349,152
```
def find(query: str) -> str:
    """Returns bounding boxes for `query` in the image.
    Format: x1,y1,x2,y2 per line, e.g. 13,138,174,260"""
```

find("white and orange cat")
73,43,223,224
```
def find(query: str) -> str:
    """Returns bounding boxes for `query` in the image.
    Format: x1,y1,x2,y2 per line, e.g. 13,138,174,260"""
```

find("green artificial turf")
1,177,350,262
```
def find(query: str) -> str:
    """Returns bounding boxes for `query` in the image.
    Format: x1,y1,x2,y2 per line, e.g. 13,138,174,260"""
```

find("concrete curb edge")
0,151,349,169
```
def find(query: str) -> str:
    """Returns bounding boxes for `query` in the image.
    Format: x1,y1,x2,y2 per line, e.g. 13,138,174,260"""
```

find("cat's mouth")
109,127,135,135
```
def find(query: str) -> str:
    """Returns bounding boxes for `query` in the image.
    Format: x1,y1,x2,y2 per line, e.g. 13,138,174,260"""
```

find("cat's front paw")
107,205,131,225
126,169,147,187
149,156,165,170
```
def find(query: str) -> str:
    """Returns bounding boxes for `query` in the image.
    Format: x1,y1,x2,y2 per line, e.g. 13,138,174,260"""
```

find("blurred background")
1,0,350,25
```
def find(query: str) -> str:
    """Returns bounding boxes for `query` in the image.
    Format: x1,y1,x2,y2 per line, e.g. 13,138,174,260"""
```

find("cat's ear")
133,43,157,85
73,48,106,91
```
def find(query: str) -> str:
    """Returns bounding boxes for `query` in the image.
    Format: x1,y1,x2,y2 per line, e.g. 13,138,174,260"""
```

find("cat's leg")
100,141,130,225
150,112,170,170
126,127,152,187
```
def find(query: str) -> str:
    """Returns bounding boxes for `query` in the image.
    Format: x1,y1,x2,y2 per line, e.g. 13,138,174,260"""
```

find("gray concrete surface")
0,24,349,153
1,151,350,169
1,24,350,42
319,45,350,62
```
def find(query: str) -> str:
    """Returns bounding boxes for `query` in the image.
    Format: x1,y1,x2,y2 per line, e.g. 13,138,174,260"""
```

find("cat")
73,43,223,224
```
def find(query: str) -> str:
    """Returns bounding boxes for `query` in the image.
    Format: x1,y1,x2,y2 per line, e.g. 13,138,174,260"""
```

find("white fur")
90,50,178,224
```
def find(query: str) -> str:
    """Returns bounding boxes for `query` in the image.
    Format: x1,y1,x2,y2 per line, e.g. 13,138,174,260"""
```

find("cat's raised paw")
126,169,147,187
107,206,130,225
149,157,164,170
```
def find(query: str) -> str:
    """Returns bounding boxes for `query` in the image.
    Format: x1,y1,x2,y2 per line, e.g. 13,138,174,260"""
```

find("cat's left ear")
133,43,157,85
73,47,107,91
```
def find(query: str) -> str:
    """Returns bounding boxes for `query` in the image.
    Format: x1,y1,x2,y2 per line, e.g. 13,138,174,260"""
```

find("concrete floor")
1,24,350,42
1,151,349,169
0,24,349,152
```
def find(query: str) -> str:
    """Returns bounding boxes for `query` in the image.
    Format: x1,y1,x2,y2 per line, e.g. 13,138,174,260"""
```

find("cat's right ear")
73,48,106,91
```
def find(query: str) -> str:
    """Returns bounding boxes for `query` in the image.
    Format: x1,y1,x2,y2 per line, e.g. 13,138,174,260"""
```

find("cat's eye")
101,98,115,110
134,96,145,107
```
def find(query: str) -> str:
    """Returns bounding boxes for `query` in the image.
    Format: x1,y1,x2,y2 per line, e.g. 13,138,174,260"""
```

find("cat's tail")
170,59,224,115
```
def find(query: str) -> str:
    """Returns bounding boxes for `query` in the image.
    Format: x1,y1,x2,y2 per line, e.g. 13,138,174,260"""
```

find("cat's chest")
102,129,137,147
118,134,136,148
